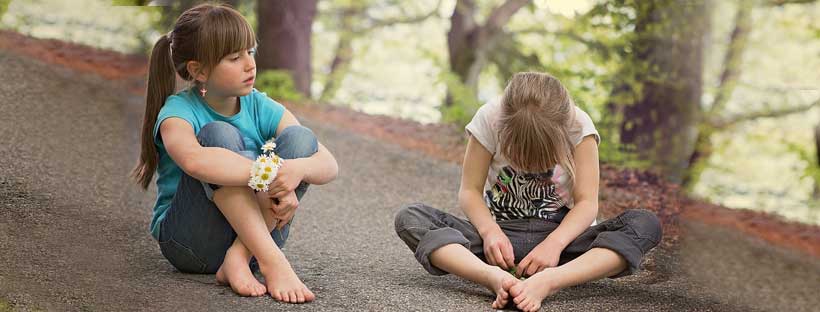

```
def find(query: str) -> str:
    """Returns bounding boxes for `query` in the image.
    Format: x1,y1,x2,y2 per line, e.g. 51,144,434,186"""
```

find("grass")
0,299,12,312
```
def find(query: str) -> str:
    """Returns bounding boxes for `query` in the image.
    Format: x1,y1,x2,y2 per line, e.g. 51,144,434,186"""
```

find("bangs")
196,5,256,69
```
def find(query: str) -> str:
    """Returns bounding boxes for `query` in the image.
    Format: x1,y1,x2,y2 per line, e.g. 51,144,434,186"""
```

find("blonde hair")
132,3,257,189
498,72,580,188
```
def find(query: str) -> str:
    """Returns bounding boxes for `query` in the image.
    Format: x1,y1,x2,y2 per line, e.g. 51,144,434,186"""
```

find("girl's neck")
201,91,240,116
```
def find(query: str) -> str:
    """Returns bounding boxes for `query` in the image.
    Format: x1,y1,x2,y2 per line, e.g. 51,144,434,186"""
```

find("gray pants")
394,203,662,278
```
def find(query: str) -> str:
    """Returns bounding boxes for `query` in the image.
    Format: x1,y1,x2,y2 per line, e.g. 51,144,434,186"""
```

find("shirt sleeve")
254,90,286,141
465,99,500,155
572,106,600,146
153,95,198,145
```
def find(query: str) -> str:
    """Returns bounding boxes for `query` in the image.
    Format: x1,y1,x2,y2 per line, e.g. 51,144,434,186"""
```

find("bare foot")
509,268,561,312
215,250,267,297
259,259,315,303
478,266,521,309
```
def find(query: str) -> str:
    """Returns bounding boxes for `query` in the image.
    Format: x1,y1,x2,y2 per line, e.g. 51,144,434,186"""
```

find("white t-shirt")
465,98,600,222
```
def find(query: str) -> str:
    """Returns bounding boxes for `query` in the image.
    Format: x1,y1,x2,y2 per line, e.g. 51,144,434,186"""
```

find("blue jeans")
158,121,318,274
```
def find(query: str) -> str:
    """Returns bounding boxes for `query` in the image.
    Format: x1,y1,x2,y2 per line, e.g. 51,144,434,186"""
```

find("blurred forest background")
1,0,818,224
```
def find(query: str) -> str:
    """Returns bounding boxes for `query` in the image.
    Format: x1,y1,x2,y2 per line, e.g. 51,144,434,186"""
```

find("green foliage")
438,70,481,128
783,139,820,192
111,0,144,5
254,70,303,102
0,0,11,17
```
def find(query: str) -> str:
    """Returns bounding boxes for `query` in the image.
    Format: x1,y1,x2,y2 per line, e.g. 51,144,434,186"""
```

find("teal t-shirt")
149,88,285,239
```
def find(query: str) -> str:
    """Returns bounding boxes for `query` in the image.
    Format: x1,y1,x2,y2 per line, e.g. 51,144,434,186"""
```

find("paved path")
1,50,818,311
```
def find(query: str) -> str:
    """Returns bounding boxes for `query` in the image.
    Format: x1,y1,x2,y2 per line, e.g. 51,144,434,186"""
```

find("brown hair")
498,72,580,187
132,3,257,189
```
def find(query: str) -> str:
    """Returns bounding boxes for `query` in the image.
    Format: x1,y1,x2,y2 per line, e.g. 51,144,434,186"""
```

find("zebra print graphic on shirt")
484,166,568,221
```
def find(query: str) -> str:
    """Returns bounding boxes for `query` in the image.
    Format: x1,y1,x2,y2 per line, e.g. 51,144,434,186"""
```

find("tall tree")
318,0,441,103
257,0,318,97
681,0,820,188
607,0,709,183
814,123,820,200
444,0,530,107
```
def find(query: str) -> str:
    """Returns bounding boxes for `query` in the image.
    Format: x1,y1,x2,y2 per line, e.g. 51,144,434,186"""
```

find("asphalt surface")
1,50,818,311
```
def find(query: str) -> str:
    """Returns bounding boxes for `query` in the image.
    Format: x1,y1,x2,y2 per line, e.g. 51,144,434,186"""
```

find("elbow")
574,199,599,216
311,157,339,185
457,187,482,206
327,159,339,182
178,153,204,179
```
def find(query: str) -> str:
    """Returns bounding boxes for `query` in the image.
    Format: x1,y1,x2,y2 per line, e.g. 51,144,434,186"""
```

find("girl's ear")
186,60,209,83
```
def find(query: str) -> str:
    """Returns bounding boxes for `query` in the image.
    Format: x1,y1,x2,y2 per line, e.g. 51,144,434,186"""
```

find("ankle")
256,252,291,272
532,268,562,293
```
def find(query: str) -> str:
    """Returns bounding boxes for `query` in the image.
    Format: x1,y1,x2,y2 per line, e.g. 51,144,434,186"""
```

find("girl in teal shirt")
132,4,337,303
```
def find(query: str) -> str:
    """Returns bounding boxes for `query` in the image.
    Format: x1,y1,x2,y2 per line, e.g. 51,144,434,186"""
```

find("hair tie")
166,32,174,56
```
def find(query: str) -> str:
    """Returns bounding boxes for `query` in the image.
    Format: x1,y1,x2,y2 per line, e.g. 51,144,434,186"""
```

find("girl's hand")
482,228,515,270
268,158,306,198
271,191,299,230
516,239,563,278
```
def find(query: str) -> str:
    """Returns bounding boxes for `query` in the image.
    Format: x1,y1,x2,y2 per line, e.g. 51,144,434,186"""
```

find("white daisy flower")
258,166,277,183
261,141,276,153
270,155,283,167
248,175,268,192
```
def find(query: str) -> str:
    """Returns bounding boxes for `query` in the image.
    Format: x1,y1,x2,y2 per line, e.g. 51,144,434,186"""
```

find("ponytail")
132,34,176,189
132,3,258,190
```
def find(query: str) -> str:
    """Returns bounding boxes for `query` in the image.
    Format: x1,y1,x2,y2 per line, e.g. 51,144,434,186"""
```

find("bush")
439,71,481,128
254,70,302,102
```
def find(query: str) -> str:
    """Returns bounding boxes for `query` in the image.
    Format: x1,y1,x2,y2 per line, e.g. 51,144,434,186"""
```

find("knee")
394,203,428,234
275,125,318,159
197,121,244,151
622,209,663,244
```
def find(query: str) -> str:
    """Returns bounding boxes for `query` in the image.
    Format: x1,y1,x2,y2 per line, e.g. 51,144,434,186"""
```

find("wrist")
543,235,569,249
477,223,503,238
288,158,308,181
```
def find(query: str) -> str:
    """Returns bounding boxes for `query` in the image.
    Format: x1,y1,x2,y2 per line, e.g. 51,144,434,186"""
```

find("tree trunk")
319,8,357,103
611,0,709,183
444,0,528,107
683,2,751,188
814,123,820,199
257,0,317,97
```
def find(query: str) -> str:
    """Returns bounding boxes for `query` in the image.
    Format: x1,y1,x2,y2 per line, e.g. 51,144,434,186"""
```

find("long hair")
132,3,257,189
498,72,581,188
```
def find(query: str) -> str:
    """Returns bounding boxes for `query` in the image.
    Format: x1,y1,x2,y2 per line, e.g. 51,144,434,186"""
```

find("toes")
517,298,530,311
271,290,282,301
305,289,316,302
499,288,508,300
509,283,523,297
296,291,306,303
502,278,517,290
494,292,507,307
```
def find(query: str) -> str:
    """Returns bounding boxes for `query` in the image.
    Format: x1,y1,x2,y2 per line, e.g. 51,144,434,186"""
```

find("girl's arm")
160,117,253,186
516,135,599,276
460,136,516,269
459,136,497,236
545,135,600,248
